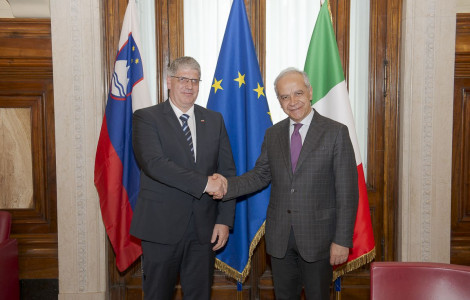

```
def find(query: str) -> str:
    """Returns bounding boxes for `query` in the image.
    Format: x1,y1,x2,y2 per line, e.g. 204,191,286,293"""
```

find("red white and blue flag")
94,0,151,272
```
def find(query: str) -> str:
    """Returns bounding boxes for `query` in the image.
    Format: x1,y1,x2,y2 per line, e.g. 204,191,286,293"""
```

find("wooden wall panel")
451,13,470,266
0,19,57,279
0,107,33,209
330,0,350,84
154,0,184,104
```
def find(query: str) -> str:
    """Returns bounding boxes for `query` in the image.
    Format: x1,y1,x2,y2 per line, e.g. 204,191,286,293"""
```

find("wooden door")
451,13,470,266
103,0,400,298
338,0,401,298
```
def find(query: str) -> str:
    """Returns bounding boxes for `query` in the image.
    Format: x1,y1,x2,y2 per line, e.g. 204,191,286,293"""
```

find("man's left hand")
330,242,349,265
211,224,229,251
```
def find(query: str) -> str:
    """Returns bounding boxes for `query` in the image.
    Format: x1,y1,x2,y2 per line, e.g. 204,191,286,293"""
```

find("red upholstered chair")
370,261,470,300
0,210,20,300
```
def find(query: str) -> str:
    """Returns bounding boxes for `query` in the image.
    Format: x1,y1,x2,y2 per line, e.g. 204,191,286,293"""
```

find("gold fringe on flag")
215,221,266,283
332,247,376,281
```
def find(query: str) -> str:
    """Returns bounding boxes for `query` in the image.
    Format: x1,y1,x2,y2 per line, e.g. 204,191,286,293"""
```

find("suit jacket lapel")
276,119,293,178
296,111,324,171
194,105,206,165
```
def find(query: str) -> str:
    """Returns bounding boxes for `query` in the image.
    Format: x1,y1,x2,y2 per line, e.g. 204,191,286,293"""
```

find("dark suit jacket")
130,100,236,245
225,110,358,262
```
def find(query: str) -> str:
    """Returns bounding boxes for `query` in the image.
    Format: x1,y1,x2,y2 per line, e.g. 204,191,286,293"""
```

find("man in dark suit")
130,56,235,300
215,68,358,299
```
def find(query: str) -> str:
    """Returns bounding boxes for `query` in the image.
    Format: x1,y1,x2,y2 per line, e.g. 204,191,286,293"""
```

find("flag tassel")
215,222,266,282
332,247,376,281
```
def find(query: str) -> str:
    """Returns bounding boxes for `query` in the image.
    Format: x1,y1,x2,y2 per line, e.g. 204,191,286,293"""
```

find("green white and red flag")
304,0,376,280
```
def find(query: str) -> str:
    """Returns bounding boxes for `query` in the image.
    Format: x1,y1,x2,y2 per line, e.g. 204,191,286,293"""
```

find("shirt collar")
168,98,195,119
289,108,314,127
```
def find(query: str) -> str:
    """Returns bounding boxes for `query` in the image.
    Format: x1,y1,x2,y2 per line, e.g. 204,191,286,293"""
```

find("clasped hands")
206,173,227,199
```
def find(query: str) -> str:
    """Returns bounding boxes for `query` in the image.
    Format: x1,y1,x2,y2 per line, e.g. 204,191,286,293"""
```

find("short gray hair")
273,67,311,97
168,56,201,78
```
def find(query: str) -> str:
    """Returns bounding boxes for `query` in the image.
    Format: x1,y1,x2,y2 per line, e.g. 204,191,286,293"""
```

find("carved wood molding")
0,83,57,278
0,19,52,77
455,14,470,78
0,19,51,37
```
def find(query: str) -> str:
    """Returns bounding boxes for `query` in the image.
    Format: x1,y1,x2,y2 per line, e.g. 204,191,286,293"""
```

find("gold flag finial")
328,0,333,27
321,0,334,27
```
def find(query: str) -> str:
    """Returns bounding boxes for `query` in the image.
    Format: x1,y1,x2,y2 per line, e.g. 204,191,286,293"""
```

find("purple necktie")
291,123,303,172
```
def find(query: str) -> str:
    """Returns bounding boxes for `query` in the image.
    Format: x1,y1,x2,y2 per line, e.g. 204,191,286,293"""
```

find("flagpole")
237,282,243,300
335,277,341,300
321,0,334,30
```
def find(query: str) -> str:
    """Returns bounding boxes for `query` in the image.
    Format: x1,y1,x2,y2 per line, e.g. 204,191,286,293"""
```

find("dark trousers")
141,216,215,300
271,228,332,300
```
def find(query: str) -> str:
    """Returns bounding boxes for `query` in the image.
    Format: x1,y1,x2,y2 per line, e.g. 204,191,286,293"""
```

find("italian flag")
304,0,375,280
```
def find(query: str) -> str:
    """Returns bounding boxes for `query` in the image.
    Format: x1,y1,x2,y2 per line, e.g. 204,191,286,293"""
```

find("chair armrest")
0,238,20,300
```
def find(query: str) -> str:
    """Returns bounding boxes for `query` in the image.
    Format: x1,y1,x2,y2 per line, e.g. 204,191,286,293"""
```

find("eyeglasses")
171,76,201,85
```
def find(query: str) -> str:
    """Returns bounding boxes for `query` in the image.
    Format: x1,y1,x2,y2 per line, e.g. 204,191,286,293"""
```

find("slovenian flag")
94,0,151,272
304,0,376,280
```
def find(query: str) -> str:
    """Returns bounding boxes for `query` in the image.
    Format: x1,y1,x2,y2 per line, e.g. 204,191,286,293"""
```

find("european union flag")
207,0,272,283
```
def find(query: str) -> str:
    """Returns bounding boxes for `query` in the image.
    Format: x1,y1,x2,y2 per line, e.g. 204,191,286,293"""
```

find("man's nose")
184,81,193,89
289,95,297,105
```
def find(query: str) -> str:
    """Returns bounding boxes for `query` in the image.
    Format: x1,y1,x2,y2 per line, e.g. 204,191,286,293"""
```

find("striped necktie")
179,114,195,161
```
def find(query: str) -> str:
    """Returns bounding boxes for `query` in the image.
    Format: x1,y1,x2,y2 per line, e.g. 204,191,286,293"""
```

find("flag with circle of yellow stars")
207,0,272,284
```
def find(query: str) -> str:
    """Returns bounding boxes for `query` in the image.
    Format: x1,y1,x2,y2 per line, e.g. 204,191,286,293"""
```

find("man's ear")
167,76,172,90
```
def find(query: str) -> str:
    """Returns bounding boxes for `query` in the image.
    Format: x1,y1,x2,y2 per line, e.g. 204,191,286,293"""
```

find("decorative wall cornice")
69,0,88,292
7,0,50,18
421,0,437,262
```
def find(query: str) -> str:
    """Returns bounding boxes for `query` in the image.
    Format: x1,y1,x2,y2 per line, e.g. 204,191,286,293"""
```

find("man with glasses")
130,56,235,299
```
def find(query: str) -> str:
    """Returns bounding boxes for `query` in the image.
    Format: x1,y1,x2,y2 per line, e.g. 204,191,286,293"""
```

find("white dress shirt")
289,108,314,145
169,98,197,161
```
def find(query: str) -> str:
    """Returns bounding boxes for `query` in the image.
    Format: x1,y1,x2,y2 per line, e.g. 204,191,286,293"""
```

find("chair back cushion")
371,262,470,300
0,211,12,242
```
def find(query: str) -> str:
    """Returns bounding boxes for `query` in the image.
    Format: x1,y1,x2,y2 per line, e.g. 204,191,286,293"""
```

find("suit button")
291,189,295,194
287,210,291,214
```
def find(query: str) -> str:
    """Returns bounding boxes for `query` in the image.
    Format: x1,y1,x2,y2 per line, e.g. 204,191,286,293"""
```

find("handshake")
206,173,227,199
